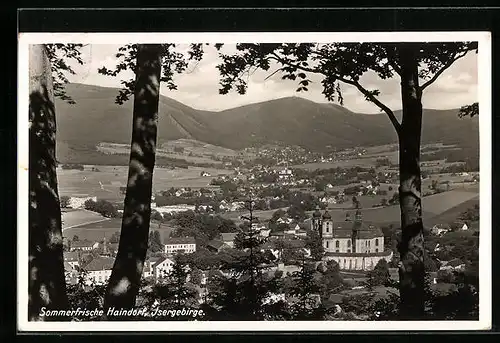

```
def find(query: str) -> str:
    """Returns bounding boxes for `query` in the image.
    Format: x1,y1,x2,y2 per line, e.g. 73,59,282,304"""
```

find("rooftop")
207,240,227,250
84,256,115,271
220,232,238,242
71,239,96,248
164,236,196,245
63,251,79,261
325,250,392,258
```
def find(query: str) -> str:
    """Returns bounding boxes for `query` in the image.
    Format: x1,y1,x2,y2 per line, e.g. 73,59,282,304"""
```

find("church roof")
327,221,383,239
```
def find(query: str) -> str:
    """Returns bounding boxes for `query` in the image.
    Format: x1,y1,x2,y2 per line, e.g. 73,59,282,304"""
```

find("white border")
18,32,492,332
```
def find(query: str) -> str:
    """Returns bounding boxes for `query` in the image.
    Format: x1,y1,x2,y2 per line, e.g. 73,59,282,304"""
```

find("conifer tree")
204,198,285,320
286,257,326,320
149,253,199,320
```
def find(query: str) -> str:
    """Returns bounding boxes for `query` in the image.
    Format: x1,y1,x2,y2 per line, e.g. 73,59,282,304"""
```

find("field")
62,215,175,242
97,142,225,165
293,158,380,170
58,165,233,202
221,207,290,223
306,189,479,226
160,139,240,158
326,194,394,209
62,209,107,229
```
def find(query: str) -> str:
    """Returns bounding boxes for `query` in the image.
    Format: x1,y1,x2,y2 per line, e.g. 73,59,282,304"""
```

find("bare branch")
420,50,470,92
336,76,401,134
264,68,283,81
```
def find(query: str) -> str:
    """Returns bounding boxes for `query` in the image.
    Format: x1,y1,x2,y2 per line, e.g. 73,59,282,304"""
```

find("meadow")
62,214,175,242
306,189,480,226
220,207,290,223
97,142,225,165
57,165,233,202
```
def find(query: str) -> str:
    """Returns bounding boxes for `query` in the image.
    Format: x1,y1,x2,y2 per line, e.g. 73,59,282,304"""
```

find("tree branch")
270,51,401,134
336,76,401,135
420,50,470,92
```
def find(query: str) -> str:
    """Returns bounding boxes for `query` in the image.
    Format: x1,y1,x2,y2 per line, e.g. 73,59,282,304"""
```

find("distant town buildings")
164,236,197,254
70,239,99,252
83,256,114,285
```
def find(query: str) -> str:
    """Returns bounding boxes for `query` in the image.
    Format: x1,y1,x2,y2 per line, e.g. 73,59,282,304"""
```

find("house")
206,240,230,253
430,224,452,236
440,258,466,271
296,228,308,237
259,229,271,238
63,261,78,285
284,222,301,235
83,256,115,285
142,260,153,279
277,217,293,225
219,232,238,248
70,239,99,252
451,221,468,231
164,236,196,254
152,256,176,280
269,231,285,238
64,251,80,269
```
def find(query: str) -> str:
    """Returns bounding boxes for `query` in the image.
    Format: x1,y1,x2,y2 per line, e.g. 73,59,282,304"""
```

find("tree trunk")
397,44,426,319
103,44,162,315
28,44,69,321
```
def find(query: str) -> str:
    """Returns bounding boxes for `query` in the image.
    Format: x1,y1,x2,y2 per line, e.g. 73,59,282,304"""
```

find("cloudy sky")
67,44,478,113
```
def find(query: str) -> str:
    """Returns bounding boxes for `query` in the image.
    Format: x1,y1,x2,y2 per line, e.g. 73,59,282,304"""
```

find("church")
311,206,393,271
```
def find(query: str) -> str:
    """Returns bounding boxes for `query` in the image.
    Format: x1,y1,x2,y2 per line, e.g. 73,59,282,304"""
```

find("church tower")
102,235,109,256
322,210,333,238
351,209,362,253
312,205,322,237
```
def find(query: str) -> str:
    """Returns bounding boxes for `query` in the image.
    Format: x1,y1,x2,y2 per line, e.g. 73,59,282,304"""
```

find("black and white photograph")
18,31,491,331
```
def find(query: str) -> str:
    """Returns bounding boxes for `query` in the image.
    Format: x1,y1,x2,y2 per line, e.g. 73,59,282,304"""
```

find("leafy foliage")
215,42,476,133
305,228,324,261
98,44,205,104
366,259,390,289
83,199,118,218
459,102,479,118
60,195,70,208
203,199,286,320
45,44,84,103
285,260,326,320
148,230,163,253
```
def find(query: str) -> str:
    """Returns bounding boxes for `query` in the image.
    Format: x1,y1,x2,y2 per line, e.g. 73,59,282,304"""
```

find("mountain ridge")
55,83,479,156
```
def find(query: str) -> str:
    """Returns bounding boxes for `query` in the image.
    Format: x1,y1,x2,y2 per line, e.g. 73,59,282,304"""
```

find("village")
60,143,479,315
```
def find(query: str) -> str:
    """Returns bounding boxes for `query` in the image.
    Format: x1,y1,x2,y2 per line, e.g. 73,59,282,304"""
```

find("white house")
259,229,271,238
83,256,114,285
152,256,176,280
452,222,469,231
164,236,197,254
63,251,80,269
70,239,99,252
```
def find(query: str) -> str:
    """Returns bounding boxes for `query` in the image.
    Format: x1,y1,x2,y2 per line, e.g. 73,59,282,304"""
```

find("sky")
67,44,478,113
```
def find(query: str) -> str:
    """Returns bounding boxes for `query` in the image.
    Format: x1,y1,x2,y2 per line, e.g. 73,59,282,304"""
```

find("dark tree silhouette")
98,44,204,314
28,44,69,321
102,44,162,313
214,42,477,319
